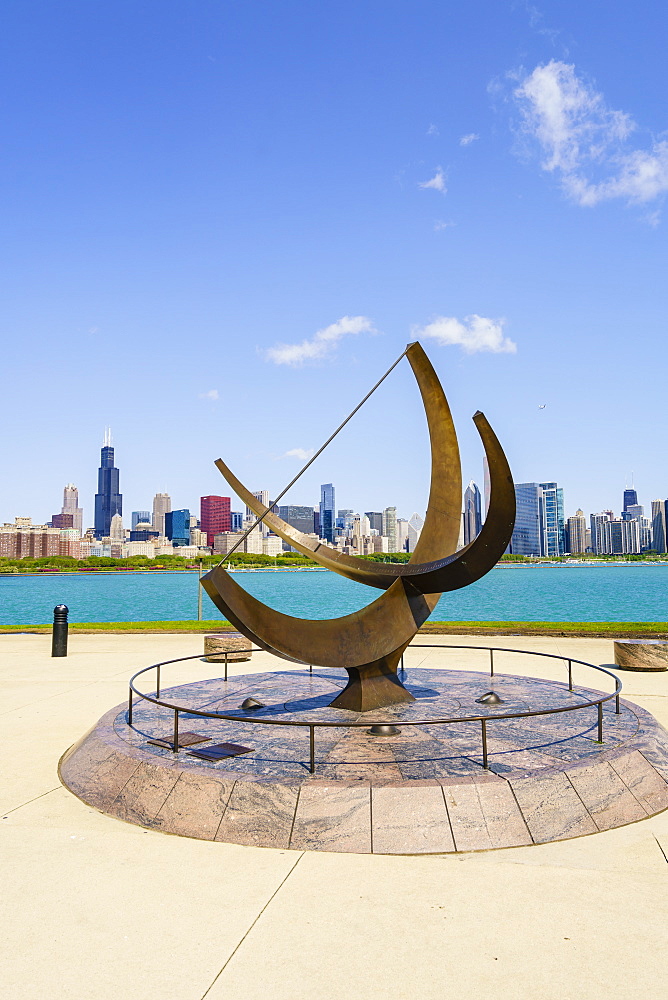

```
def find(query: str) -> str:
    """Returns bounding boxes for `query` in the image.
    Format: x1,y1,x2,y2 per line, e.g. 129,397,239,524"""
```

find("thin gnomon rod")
216,346,409,567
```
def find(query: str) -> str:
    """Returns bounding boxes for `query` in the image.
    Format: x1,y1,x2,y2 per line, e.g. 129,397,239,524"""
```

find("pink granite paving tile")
290,783,371,853
509,771,597,843
76,752,143,812
610,751,668,816
214,781,299,848
442,783,493,852
59,736,117,798
568,761,648,831
371,785,454,854
153,772,235,840
476,781,533,847
110,761,181,826
318,731,403,782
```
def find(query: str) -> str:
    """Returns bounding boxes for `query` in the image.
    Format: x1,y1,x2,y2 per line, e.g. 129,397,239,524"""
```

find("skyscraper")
93,430,122,539
651,500,667,554
365,512,383,534
320,483,335,543
463,481,482,546
109,513,124,541
382,506,397,552
277,505,316,534
590,511,613,555
152,493,171,536
407,513,424,552
201,496,231,547
623,488,638,512
246,490,270,536
246,490,269,521
539,482,565,557
395,518,409,552
510,484,543,557
566,509,587,553
131,510,151,529
165,509,191,546
62,484,83,536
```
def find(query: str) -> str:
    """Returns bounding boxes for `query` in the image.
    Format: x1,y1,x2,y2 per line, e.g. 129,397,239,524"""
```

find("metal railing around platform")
126,644,623,774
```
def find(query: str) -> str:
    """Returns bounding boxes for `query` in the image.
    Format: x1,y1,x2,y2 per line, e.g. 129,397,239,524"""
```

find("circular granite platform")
60,668,668,854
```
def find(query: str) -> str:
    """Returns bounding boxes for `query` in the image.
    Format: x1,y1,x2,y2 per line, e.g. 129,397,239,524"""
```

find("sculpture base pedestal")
60,668,668,854
328,654,415,712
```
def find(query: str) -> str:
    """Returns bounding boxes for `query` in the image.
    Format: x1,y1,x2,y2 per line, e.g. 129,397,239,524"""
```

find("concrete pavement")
1,632,667,1000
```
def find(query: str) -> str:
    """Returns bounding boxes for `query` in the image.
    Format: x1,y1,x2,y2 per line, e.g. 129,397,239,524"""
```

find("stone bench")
613,639,668,672
204,632,253,663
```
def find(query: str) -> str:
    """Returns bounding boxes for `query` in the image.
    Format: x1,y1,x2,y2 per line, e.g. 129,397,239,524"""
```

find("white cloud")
433,220,455,231
426,123,439,136
460,133,479,146
282,447,315,461
264,315,376,367
199,389,219,400
419,167,447,193
513,60,668,208
413,315,516,354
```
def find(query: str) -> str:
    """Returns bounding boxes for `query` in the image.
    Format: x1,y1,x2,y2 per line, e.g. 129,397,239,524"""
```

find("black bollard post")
52,605,69,657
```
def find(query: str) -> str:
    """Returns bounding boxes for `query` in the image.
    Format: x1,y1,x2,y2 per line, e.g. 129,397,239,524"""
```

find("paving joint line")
2,786,61,819
653,835,668,864
200,852,305,999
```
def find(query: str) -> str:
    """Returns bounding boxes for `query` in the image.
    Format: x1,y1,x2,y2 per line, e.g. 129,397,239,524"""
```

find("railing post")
224,650,228,682
156,664,161,699
615,692,621,714
489,648,494,678
173,710,179,752
481,718,488,769
597,702,603,743
128,687,133,725
309,726,315,774
51,604,69,657
309,664,312,675
568,659,573,691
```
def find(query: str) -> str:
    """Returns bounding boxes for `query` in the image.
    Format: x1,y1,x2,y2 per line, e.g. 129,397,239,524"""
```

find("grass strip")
1,619,667,637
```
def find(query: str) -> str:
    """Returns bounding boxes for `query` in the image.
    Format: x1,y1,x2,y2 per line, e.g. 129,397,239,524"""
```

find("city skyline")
4,425,667,559
3,428,665,541
1,5,667,527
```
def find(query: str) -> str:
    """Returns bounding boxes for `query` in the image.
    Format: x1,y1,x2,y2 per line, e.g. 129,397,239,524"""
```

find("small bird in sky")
538,404,546,409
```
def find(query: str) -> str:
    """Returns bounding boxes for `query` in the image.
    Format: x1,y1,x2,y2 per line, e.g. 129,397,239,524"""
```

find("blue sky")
1,1,666,527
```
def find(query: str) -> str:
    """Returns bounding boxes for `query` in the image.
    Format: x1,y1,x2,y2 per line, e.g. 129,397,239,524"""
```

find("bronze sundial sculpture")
202,341,515,712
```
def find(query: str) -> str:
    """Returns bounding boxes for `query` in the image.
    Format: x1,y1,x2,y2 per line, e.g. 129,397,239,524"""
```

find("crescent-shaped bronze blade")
201,569,434,669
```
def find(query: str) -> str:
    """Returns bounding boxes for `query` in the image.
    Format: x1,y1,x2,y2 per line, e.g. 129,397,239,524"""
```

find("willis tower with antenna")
94,429,123,538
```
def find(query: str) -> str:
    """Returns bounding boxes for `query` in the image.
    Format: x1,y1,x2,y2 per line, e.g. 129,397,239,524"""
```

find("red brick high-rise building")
200,496,231,548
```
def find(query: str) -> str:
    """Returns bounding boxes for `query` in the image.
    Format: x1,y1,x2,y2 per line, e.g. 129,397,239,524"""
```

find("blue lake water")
1,564,667,626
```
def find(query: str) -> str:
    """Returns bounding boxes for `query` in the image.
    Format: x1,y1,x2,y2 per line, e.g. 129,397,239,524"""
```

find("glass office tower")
539,482,565,557
94,433,122,538
165,509,191,547
319,483,335,543
463,481,482,545
510,483,543,556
